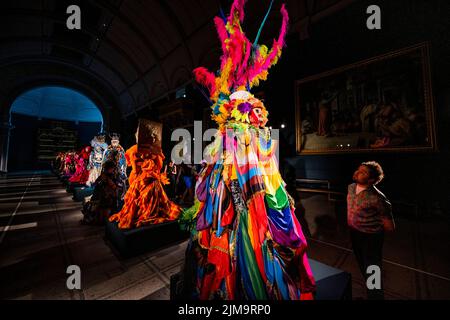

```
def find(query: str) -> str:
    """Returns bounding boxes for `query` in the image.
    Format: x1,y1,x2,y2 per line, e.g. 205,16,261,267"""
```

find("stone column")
0,115,13,173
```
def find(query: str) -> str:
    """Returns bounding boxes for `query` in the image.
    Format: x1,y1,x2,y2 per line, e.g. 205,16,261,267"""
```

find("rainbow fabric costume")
179,0,315,300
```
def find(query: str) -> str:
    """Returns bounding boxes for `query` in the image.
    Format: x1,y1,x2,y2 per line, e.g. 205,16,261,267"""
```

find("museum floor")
0,171,449,300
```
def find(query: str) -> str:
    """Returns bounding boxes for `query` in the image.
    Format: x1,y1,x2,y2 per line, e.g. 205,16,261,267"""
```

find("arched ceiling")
11,86,103,123
0,0,356,118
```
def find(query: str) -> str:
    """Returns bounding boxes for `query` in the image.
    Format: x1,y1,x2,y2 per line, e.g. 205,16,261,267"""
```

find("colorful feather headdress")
194,0,289,128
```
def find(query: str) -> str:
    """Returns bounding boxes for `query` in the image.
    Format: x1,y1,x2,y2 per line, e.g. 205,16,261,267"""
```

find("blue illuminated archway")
10,86,103,129
7,86,104,171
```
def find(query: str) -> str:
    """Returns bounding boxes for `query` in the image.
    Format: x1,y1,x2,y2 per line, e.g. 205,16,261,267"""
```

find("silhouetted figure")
81,160,122,225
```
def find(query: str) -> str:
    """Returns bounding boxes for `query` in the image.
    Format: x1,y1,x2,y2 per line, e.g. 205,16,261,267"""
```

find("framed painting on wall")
295,42,437,154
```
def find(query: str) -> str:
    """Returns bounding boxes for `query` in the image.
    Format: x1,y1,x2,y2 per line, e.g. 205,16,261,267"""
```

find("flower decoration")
238,102,252,114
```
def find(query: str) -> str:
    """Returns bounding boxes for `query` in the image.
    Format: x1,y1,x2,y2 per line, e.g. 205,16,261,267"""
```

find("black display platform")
60,176,72,188
308,259,352,300
105,220,190,258
170,259,352,300
73,186,94,202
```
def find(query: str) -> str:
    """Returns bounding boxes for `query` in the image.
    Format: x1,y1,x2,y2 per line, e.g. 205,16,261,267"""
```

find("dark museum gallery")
0,0,449,302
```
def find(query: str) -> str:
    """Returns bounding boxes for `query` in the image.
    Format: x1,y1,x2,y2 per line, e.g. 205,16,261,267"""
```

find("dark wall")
118,0,450,215
8,113,101,171
265,0,450,215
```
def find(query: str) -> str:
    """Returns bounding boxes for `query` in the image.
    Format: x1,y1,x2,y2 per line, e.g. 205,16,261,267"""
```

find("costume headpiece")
136,119,162,155
193,0,289,127
95,134,106,143
109,133,120,141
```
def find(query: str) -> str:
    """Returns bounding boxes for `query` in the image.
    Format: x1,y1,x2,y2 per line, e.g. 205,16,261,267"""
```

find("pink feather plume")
193,1,289,97
193,67,216,97
278,4,289,48
229,0,247,24
214,16,229,54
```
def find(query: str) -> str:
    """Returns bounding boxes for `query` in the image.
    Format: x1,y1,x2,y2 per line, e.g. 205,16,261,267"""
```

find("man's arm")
380,197,395,232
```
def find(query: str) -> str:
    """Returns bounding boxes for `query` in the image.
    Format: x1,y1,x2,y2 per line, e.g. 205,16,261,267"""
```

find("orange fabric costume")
109,144,181,229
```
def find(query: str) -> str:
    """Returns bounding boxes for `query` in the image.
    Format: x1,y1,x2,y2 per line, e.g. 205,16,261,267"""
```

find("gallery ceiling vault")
0,0,355,119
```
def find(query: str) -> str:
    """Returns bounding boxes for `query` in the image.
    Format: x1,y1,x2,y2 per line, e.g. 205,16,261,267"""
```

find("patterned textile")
347,183,393,233
82,171,121,225
86,137,108,186
69,146,91,184
180,128,315,300
103,145,126,177
179,0,315,300
63,152,76,177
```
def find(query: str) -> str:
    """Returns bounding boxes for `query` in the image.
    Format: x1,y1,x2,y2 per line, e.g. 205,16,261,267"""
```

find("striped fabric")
179,128,316,300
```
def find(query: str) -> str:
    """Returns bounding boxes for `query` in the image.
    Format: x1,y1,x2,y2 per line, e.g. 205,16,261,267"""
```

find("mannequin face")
250,107,268,127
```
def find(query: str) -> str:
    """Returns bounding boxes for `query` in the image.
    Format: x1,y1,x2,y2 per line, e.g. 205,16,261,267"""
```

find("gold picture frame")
295,42,437,154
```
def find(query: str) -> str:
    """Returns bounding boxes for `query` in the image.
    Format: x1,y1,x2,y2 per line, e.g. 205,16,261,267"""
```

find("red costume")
69,146,92,184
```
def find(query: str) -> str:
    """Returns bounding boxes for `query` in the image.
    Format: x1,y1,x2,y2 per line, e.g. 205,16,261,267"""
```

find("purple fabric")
267,205,302,247
196,205,209,230
196,178,208,202
238,102,252,113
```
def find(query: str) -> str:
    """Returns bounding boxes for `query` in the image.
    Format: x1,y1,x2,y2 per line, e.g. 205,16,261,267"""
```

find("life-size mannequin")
54,152,65,175
103,133,126,176
81,160,122,225
86,135,108,187
178,0,315,300
103,133,127,201
109,120,181,229
63,151,76,178
69,145,92,185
